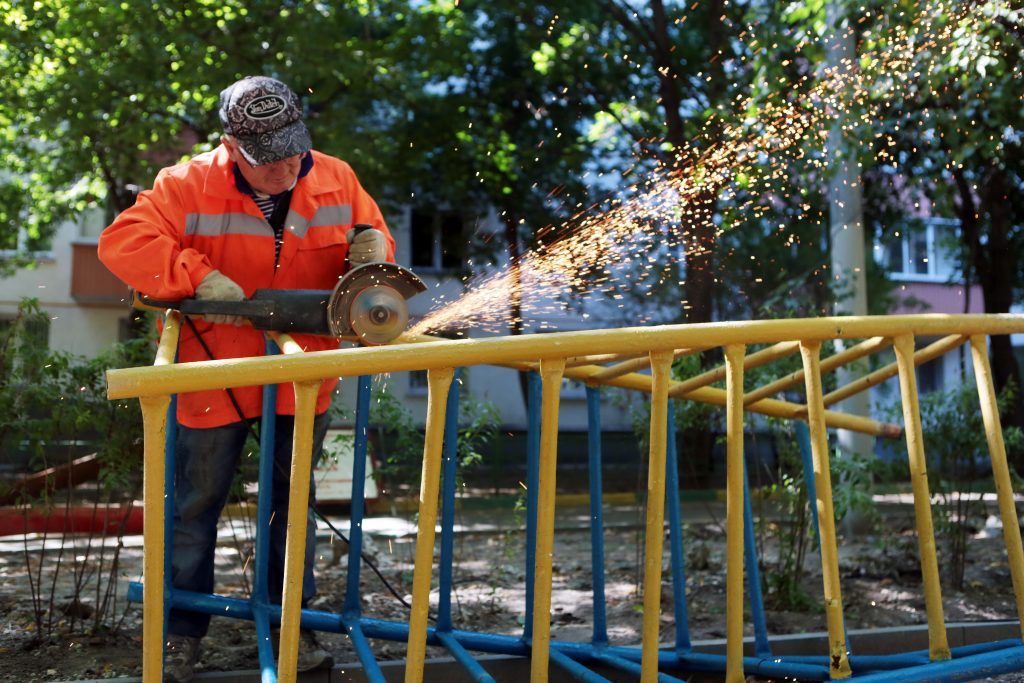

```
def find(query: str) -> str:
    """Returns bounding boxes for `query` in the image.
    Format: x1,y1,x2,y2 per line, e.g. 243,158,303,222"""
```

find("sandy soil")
0,500,1022,682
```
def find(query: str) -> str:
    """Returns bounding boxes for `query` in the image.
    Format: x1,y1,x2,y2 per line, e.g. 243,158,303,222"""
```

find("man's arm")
346,172,397,264
98,170,216,299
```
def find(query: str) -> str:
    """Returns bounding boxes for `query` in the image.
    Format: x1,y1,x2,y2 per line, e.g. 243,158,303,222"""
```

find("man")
99,76,395,682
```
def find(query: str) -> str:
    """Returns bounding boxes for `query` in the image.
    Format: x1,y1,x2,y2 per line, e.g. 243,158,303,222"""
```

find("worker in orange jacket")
99,76,396,683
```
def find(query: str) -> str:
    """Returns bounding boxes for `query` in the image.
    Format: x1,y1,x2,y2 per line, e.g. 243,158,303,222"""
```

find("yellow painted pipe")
970,335,1024,640
668,340,799,399
799,341,851,679
530,358,566,683
565,351,643,368
822,335,966,408
723,345,747,683
640,351,674,682
563,364,901,438
106,315,1024,401
142,313,179,683
591,347,701,382
267,331,304,356
893,334,950,661
405,367,454,683
277,380,322,683
140,395,170,683
154,311,182,366
743,336,889,406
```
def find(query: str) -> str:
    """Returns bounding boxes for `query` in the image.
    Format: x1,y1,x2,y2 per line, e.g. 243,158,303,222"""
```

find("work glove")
346,227,388,265
195,270,247,326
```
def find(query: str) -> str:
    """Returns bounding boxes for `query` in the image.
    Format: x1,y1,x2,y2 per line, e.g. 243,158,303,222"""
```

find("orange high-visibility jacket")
98,144,396,428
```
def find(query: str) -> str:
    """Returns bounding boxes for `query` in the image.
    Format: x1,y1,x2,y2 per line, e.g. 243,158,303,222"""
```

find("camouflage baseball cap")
218,76,312,166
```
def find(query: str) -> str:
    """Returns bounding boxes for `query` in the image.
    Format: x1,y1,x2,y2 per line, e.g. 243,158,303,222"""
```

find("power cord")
182,317,433,621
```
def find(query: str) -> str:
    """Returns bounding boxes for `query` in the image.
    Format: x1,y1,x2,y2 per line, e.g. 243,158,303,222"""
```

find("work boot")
272,628,334,672
163,634,201,683
297,629,333,671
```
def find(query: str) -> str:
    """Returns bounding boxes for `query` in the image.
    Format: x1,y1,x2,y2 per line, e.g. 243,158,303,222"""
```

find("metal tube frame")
122,314,1024,683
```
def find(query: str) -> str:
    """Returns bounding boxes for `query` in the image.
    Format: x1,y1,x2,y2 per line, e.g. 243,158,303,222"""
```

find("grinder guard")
328,262,426,343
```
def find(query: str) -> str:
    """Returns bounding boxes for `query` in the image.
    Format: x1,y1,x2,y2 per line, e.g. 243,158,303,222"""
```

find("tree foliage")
858,0,1024,410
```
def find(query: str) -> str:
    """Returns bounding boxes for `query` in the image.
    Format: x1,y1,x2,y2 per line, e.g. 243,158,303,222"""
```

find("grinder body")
135,262,425,345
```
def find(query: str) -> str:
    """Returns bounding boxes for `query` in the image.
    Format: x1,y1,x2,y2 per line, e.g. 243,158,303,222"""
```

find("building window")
410,209,464,271
408,369,429,395
875,218,959,282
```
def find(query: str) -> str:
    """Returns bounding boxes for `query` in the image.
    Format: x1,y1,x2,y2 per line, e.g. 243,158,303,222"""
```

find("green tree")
0,1,481,255
859,1,1024,422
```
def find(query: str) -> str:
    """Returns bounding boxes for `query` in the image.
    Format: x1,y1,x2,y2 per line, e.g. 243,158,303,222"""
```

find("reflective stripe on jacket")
98,144,396,428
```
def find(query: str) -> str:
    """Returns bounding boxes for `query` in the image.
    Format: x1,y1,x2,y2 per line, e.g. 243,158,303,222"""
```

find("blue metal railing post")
585,386,609,647
743,459,771,658
795,421,822,546
344,375,385,683
437,369,462,632
343,375,372,617
664,400,692,654
253,339,280,682
523,371,542,642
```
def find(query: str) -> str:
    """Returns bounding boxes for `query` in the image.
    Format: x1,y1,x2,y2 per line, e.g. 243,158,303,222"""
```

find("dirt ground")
1,498,1022,682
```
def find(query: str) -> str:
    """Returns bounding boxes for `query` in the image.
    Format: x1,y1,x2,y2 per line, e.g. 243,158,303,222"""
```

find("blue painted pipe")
549,646,613,682
437,369,463,633
785,638,1023,671
616,648,831,680
253,341,280,681
128,583,347,632
742,459,771,657
795,421,821,546
254,340,279,604
346,622,386,683
343,375,373,618
850,644,1024,683
251,604,276,683
591,649,687,682
664,400,692,654
585,386,608,646
436,631,496,683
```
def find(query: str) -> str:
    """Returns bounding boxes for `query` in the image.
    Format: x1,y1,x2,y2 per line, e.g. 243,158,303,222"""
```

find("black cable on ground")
184,317,433,621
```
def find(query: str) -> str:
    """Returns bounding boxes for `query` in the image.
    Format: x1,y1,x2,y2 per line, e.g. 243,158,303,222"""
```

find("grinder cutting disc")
348,284,409,345
327,262,426,344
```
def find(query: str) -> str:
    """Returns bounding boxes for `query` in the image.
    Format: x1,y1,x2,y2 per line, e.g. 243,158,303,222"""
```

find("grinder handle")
345,223,377,268
350,223,374,237
130,290,274,318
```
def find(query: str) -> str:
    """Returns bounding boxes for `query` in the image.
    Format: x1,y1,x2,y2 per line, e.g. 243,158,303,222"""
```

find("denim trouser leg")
167,421,249,638
268,412,331,608
166,412,330,638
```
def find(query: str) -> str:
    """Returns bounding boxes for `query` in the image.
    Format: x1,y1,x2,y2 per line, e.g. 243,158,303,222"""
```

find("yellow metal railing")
107,313,1024,682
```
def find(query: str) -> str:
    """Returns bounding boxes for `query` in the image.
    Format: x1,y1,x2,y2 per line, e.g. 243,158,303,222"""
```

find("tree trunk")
651,0,720,326
653,0,725,477
954,168,1024,436
978,171,1024,429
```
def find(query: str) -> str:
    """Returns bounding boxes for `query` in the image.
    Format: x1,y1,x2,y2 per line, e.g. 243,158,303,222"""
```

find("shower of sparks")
408,0,1011,337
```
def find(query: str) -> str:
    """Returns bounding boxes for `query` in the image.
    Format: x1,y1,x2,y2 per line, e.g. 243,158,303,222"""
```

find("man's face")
223,136,302,195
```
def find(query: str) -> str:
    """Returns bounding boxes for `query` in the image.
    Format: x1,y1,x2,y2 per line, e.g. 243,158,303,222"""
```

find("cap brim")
234,119,312,166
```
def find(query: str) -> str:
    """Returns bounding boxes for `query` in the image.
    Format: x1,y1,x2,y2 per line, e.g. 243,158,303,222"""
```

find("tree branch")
597,0,659,54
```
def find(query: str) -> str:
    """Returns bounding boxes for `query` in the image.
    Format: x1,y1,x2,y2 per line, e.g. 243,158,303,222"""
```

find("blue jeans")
167,412,330,638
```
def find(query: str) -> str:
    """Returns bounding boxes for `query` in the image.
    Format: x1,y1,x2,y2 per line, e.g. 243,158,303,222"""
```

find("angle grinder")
133,261,426,345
